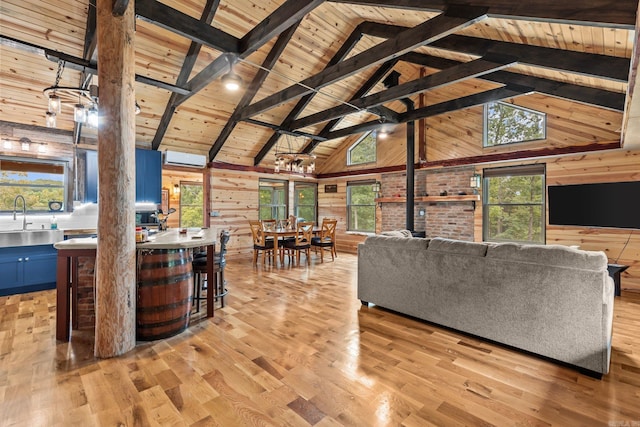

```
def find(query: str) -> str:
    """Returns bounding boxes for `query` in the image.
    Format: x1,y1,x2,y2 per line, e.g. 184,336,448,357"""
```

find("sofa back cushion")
380,229,414,238
427,237,488,257
485,242,608,271
363,235,429,250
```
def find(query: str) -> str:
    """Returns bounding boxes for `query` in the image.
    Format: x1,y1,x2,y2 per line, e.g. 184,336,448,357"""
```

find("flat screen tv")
548,181,640,229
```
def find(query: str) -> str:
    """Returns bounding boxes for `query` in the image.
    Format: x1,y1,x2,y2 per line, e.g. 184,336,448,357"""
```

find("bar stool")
193,230,230,312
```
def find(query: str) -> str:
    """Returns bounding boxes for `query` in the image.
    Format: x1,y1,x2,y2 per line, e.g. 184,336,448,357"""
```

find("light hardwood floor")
1,253,639,426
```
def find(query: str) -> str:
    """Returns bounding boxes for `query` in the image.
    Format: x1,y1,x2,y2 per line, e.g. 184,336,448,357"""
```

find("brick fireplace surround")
380,166,477,241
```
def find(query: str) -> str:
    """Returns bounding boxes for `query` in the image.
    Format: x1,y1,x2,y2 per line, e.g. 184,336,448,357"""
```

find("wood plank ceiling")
0,0,637,172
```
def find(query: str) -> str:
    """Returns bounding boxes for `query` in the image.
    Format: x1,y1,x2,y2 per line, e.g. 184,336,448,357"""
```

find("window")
179,182,204,228
0,157,67,213
347,131,377,165
294,182,317,223
347,180,376,233
484,102,546,147
259,179,288,220
483,164,545,244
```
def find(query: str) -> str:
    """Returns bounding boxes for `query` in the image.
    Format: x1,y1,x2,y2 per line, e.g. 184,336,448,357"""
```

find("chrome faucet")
13,195,29,230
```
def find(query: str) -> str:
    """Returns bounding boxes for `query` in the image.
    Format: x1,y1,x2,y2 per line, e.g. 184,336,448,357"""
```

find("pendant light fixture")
43,60,141,129
221,54,243,91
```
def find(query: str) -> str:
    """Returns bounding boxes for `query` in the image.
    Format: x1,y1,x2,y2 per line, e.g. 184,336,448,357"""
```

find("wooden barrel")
136,248,193,341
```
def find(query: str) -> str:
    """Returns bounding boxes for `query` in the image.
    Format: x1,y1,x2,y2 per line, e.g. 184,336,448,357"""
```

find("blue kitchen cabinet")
0,245,58,296
85,150,98,203
135,148,162,204
84,148,161,204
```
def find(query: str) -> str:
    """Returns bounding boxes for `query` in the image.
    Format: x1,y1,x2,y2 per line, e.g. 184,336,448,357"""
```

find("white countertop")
54,228,217,250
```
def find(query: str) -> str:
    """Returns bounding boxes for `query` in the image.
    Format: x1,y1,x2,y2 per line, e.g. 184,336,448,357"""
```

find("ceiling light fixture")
43,60,140,129
221,54,243,91
274,134,316,174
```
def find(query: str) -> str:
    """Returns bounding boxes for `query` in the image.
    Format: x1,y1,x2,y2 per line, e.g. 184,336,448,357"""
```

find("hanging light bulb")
46,111,57,128
87,104,99,128
221,54,243,91
48,93,61,114
74,104,87,124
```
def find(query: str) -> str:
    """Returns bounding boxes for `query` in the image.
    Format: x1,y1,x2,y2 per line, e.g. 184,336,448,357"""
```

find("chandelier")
43,60,140,129
274,134,316,174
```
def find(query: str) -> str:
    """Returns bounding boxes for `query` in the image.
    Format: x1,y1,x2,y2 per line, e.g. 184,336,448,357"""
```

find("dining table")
262,226,320,266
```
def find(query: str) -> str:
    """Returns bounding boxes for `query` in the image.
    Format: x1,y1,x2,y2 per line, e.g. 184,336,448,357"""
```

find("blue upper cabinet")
135,148,162,204
84,148,162,204
85,150,98,203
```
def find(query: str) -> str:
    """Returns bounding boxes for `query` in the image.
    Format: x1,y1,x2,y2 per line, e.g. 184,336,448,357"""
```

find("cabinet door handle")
25,257,29,261
18,258,23,262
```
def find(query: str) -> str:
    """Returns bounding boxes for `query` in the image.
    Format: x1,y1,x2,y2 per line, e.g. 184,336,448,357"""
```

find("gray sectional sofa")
357,236,614,376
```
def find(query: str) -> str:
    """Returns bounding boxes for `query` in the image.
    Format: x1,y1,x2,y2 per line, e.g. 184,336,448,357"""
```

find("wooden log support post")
95,0,137,357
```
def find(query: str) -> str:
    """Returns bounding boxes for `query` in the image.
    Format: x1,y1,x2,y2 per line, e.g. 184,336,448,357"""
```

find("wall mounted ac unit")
163,150,207,168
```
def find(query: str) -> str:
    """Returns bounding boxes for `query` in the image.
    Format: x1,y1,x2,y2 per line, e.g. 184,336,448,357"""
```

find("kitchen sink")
0,229,64,248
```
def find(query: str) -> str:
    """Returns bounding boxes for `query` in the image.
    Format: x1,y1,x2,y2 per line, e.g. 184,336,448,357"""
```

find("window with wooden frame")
482,164,546,244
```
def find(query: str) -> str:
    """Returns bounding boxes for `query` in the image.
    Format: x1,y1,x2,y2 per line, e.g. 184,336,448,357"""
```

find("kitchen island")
54,228,218,341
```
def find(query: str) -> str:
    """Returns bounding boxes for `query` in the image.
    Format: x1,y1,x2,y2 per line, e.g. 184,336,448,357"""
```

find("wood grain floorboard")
0,253,639,426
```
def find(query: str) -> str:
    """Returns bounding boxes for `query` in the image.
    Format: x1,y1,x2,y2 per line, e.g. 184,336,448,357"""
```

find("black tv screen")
548,181,640,229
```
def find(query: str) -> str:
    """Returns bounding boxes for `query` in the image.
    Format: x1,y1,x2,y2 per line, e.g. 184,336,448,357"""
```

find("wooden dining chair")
260,219,276,231
311,218,338,262
283,221,314,265
249,220,275,264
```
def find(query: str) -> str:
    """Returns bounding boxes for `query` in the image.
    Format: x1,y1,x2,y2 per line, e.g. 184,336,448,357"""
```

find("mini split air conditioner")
163,150,207,168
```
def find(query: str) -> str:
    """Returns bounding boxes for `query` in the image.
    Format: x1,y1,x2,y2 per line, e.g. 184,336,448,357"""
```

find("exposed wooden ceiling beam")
432,35,630,82
41,50,190,96
361,22,630,82
208,22,302,160
329,0,637,28
83,0,98,60
239,0,324,54
151,0,220,150
251,22,368,165
401,52,625,111
289,54,517,131
135,0,239,53
302,59,400,154
0,36,191,96
245,119,328,141
239,5,489,120
321,85,531,140
179,0,325,103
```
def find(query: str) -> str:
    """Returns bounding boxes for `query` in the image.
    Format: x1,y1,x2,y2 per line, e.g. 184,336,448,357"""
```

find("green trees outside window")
347,131,377,165
483,165,545,243
259,179,287,220
294,182,317,223
0,158,66,213
347,181,376,232
484,102,545,147
179,182,204,228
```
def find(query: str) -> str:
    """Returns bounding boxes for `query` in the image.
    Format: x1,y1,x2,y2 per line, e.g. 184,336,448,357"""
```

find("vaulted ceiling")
1,0,638,172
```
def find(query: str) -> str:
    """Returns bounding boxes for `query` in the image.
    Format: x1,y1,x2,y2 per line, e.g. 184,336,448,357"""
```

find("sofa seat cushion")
486,242,608,271
427,237,488,257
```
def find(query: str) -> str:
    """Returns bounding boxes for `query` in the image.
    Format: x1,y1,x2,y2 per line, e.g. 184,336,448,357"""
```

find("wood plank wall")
205,168,320,258
471,149,640,293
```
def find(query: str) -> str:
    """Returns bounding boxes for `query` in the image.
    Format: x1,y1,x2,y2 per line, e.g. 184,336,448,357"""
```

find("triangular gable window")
484,102,546,147
347,131,377,165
